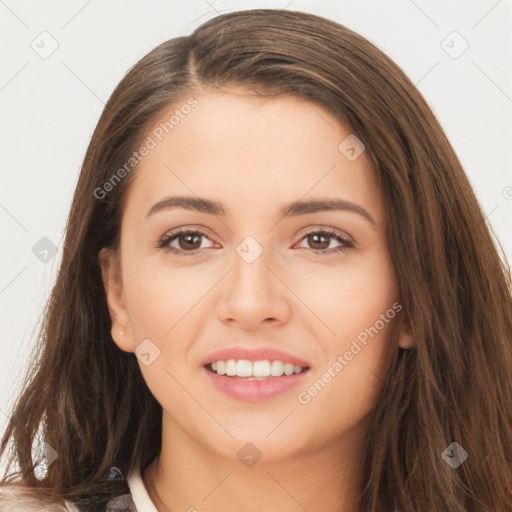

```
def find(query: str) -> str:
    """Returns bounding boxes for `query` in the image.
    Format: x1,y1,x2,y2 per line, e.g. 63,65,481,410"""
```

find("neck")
143,413,368,512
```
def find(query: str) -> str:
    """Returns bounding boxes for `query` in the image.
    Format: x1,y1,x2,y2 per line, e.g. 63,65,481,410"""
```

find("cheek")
294,314,399,446
292,250,399,416
292,248,399,344
121,261,208,415
122,258,210,340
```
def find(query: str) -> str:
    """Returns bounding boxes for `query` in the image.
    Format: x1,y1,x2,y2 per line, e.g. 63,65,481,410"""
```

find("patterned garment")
65,466,140,512
0,465,145,512
65,492,138,511
100,493,138,512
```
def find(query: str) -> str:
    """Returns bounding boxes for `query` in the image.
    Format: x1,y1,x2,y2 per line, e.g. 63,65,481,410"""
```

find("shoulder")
0,484,73,511
0,484,138,511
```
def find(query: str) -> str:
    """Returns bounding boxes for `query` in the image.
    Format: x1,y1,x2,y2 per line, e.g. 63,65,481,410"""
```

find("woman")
1,8,511,512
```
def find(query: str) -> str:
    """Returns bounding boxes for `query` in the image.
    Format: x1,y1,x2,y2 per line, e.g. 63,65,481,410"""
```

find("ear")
99,247,135,353
397,310,415,350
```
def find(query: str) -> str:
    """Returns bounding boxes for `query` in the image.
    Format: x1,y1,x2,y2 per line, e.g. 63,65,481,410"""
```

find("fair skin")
101,88,413,512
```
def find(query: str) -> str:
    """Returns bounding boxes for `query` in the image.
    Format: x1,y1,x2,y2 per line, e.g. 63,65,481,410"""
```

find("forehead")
122,89,383,223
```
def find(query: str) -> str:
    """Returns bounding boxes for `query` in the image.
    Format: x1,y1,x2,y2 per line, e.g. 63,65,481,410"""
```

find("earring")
111,326,128,340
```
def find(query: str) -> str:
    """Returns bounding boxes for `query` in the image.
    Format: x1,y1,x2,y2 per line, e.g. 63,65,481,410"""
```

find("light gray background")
1,0,511,442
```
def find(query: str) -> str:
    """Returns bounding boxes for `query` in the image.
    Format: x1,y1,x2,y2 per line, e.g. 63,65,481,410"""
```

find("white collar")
127,464,158,512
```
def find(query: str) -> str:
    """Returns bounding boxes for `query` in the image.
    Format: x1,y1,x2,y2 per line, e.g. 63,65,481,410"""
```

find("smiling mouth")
205,359,310,380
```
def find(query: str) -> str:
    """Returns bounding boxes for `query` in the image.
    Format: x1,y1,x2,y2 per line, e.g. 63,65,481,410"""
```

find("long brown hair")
1,9,511,511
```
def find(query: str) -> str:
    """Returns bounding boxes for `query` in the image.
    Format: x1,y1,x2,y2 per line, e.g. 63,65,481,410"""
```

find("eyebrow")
146,195,377,228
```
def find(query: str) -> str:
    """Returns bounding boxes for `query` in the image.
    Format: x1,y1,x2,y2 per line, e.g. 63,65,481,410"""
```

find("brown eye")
306,233,331,251
158,230,215,255
295,229,354,255
176,232,202,251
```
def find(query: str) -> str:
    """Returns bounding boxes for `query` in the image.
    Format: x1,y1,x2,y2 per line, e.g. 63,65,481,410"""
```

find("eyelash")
156,227,355,256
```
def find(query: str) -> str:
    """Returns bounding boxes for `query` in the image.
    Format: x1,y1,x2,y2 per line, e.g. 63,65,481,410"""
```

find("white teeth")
284,363,295,376
253,360,270,377
236,359,252,377
270,360,284,376
208,359,306,378
216,361,226,375
225,359,237,376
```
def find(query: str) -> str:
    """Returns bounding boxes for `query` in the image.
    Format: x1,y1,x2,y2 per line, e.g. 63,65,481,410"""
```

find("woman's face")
102,88,411,464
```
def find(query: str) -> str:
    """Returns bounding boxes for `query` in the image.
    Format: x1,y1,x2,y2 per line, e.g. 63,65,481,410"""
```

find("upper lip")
201,347,311,368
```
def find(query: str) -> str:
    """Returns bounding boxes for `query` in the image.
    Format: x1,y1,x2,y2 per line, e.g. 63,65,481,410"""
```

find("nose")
216,247,292,330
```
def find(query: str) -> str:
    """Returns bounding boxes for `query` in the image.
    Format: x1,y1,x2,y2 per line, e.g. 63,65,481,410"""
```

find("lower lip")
202,367,309,402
